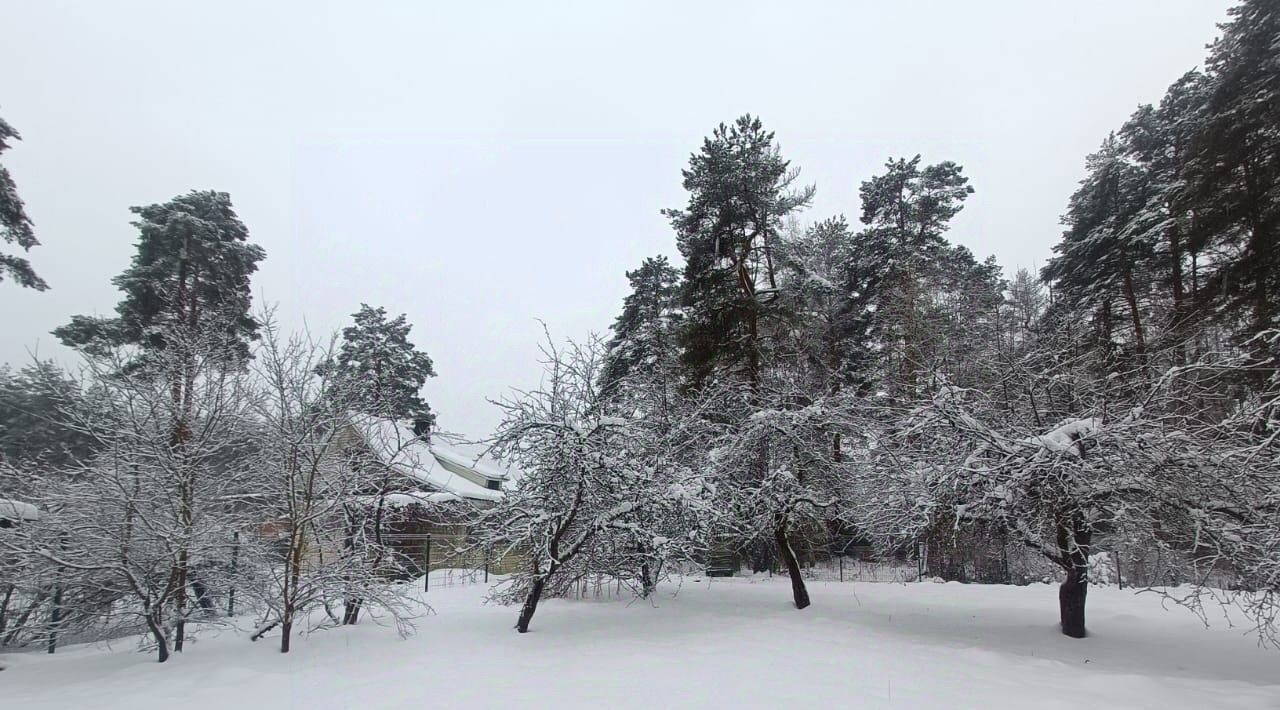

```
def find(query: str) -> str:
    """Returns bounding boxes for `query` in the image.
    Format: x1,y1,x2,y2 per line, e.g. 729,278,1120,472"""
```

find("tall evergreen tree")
1182,0,1280,337
54,190,266,360
320,304,437,427
854,156,973,396
667,114,814,390
930,247,1007,389
1042,135,1154,359
666,115,816,609
0,114,46,290
600,255,681,399
0,362,98,469
51,189,264,654
777,216,873,393
1119,71,1211,342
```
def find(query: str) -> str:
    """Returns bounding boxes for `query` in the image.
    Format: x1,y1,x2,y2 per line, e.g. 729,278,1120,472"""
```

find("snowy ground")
3,575,1278,709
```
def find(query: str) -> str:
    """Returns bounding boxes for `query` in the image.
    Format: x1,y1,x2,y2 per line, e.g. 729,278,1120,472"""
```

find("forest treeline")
476,0,1280,638
0,0,1276,658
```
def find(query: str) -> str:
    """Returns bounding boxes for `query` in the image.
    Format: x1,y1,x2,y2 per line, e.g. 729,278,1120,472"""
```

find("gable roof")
349,415,507,502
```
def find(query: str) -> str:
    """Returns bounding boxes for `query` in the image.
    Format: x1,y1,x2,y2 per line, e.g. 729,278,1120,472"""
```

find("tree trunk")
1056,515,1091,639
774,515,810,610
0,584,14,641
342,599,362,626
1059,566,1088,639
227,532,240,616
1121,269,1145,355
46,584,63,654
515,578,546,633
173,550,189,652
1168,222,1186,328
341,505,362,625
144,608,170,663
639,560,655,599
281,528,305,651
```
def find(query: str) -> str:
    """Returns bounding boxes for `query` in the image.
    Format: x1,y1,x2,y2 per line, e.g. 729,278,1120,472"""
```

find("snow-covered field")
3,576,1277,709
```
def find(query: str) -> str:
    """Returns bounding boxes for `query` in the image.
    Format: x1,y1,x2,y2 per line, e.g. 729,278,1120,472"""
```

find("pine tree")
51,189,264,654
1118,71,1211,343
666,115,815,609
0,114,46,291
1007,268,1047,345
600,255,681,400
778,216,869,393
929,246,1007,390
0,362,98,469
667,114,814,390
53,190,266,360
854,156,973,397
320,304,437,426
1182,0,1280,337
1043,135,1155,359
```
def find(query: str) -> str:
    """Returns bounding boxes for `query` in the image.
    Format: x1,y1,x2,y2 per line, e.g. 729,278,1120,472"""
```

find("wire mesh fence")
382,533,525,590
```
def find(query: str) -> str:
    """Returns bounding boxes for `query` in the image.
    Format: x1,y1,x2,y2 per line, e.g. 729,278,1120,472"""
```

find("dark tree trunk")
171,446,194,653
0,584,14,642
1056,515,1092,639
227,532,240,616
1121,269,1145,355
281,532,303,647
342,599,362,625
341,504,362,626
515,578,546,633
1059,567,1088,639
173,575,187,651
144,608,170,663
774,516,810,610
1168,223,1186,327
46,584,63,654
280,620,292,653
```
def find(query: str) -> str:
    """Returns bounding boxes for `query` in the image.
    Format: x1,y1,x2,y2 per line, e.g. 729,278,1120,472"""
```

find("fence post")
47,533,68,654
424,534,432,592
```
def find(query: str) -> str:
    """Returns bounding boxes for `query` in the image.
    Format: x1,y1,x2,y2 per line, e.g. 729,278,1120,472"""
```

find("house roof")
350,415,507,502
429,442,510,482
0,499,39,522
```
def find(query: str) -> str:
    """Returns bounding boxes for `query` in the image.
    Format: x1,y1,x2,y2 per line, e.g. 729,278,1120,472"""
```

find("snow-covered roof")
0,499,39,523
381,491,462,506
429,442,510,482
350,416,505,502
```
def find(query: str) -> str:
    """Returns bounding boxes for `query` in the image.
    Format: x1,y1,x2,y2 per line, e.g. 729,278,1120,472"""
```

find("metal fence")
382,534,525,590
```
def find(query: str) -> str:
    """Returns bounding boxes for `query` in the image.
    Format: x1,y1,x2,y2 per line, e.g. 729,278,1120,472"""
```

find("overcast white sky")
0,1,1233,438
